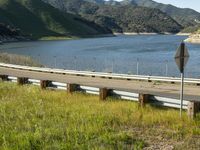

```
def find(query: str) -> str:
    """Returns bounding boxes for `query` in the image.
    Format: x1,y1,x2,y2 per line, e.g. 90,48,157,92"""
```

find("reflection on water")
1,35,200,77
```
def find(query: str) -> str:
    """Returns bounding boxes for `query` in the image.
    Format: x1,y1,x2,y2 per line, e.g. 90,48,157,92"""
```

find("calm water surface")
1,35,200,77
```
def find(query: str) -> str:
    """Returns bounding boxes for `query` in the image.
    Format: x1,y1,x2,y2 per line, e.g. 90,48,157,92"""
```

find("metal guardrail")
1,63,200,85
6,76,189,110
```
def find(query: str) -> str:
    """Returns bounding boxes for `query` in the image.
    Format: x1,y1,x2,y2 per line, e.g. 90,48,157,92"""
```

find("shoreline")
0,35,31,44
0,32,191,44
184,33,200,44
0,34,115,44
114,32,190,36
176,33,190,36
114,32,159,35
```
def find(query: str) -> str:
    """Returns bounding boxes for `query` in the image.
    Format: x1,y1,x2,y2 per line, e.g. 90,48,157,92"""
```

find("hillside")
44,0,182,33
0,23,19,42
86,0,200,27
0,0,111,40
185,28,200,44
128,0,200,27
0,23,19,37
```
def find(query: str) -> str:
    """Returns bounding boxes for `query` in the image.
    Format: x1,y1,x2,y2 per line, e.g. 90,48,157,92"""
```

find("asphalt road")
0,67,200,101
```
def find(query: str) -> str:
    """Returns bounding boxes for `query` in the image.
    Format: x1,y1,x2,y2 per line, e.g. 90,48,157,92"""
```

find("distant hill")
0,0,111,39
44,0,182,33
122,0,200,27
85,0,200,27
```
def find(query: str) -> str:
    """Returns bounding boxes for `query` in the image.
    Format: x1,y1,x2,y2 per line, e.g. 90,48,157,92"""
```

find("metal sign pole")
180,42,185,117
180,72,184,117
174,42,189,118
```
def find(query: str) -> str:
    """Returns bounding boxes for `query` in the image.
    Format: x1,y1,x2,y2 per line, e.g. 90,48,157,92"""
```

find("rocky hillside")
0,23,26,42
185,29,200,43
43,0,182,33
84,0,200,27
0,0,112,40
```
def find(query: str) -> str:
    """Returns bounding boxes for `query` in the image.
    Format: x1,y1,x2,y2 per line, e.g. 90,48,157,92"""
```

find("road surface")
0,66,199,101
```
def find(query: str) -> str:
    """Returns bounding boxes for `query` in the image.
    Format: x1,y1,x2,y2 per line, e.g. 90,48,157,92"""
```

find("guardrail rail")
0,63,200,119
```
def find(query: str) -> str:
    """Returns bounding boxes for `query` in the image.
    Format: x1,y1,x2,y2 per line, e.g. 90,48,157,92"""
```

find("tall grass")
0,53,42,67
0,82,199,149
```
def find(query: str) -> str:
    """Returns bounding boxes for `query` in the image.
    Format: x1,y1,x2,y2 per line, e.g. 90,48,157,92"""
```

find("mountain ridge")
0,0,112,40
84,0,200,27
43,0,182,33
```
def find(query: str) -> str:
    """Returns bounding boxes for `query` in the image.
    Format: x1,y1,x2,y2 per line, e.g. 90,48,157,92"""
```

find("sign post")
174,42,189,117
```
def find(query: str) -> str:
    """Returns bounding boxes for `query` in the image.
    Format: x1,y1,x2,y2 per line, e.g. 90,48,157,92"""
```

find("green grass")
0,82,200,149
39,36,75,41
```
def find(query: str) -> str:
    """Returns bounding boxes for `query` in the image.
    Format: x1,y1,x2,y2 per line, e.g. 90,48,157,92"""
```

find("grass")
39,36,75,41
0,82,200,149
0,53,42,67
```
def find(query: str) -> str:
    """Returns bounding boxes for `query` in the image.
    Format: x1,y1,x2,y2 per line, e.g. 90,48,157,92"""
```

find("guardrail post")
139,93,150,107
67,83,79,94
40,80,50,89
0,75,8,81
17,77,28,85
99,88,109,101
187,101,200,119
148,80,152,83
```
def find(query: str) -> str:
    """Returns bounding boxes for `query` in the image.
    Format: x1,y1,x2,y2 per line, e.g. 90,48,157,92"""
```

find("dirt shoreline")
184,34,200,44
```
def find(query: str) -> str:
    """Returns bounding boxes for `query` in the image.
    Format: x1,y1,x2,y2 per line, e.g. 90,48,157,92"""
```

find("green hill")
121,0,200,27
44,0,182,33
84,0,200,28
0,0,111,39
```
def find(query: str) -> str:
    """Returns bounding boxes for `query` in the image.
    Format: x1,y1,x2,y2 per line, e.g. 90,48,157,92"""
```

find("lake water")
1,35,200,77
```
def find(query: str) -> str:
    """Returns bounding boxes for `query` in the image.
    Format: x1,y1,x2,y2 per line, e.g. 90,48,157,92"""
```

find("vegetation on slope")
85,0,200,28
0,0,111,39
181,25,200,33
0,23,19,37
0,23,27,42
0,82,200,149
44,0,182,33
184,27,200,43
197,29,200,34
121,0,200,27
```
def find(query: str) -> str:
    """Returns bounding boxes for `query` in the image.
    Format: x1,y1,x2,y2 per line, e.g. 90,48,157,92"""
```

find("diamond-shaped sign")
174,42,189,73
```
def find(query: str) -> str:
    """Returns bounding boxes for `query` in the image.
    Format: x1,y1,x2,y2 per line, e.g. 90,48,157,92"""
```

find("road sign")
174,42,189,73
174,42,190,117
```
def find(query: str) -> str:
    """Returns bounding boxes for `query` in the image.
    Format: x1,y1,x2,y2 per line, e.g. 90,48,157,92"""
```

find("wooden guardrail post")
0,75,8,81
99,88,109,101
187,101,200,119
17,77,28,85
138,93,150,107
40,80,50,89
67,83,79,94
